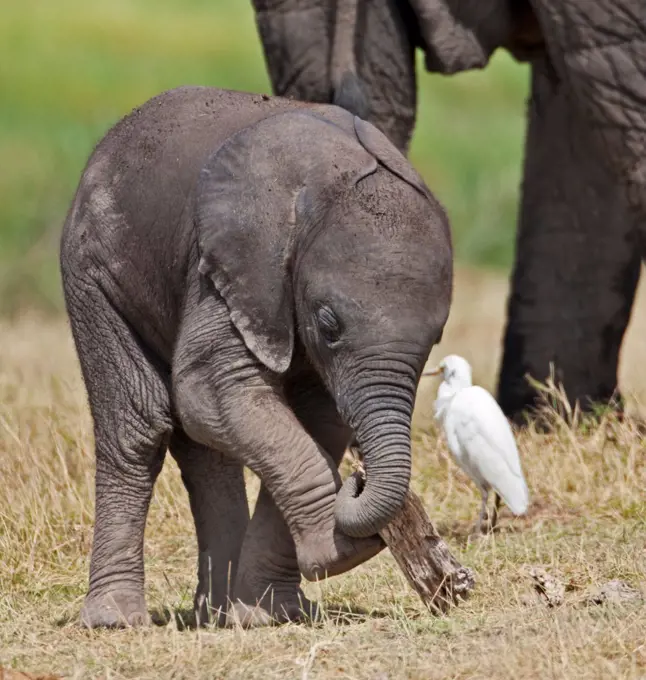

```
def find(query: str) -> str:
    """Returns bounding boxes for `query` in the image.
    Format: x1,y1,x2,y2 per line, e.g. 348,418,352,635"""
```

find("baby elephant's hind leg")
169,430,249,626
230,485,314,627
66,286,173,629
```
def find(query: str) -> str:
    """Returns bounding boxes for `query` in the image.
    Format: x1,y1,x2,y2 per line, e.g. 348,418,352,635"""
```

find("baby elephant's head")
197,110,452,539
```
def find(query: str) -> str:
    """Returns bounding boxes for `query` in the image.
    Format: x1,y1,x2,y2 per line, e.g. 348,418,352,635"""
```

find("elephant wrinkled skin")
251,0,646,422
60,87,452,628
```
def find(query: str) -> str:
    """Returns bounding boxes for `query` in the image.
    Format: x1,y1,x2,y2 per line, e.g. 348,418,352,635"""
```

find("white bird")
424,354,529,536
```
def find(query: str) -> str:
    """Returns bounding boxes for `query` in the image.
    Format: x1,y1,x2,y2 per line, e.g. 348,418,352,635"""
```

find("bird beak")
422,366,442,378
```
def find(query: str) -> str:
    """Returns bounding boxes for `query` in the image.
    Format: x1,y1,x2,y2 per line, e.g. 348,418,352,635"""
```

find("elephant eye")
316,304,342,345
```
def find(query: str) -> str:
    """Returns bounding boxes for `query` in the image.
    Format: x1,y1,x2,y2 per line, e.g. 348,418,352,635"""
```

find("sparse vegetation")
1,268,644,679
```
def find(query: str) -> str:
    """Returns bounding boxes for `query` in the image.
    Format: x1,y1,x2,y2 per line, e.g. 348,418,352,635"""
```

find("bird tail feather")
497,478,529,516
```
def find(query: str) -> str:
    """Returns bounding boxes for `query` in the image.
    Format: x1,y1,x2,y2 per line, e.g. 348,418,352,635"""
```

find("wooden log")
351,456,475,614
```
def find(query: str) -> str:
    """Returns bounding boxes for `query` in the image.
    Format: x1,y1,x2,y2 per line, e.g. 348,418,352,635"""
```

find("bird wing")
450,386,529,514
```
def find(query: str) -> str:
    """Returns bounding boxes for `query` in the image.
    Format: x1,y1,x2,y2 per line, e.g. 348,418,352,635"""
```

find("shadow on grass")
151,606,197,630
149,602,391,631
53,607,198,630
321,602,392,625
55,601,391,631
435,496,583,547
54,613,77,628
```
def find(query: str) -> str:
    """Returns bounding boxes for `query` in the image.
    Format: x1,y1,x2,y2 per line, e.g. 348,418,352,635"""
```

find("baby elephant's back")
100,86,308,196
60,87,312,359
67,86,306,243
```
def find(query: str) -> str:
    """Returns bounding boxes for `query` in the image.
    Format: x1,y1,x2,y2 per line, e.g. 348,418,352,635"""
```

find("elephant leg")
528,0,646,220
169,430,249,626
65,284,172,628
355,0,418,153
498,56,641,422
229,485,311,627
172,295,383,628
232,370,353,626
252,0,417,154
252,0,333,105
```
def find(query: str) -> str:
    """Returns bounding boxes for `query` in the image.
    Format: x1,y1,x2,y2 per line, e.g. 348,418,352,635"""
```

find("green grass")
0,0,529,313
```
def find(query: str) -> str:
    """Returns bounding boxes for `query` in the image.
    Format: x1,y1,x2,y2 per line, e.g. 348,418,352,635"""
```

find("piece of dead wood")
525,566,565,607
351,457,475,614
582,579,644,608
522,571,644,610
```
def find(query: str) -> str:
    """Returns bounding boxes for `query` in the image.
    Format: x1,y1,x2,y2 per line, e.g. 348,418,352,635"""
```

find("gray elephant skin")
252,0,646,422
60,86,452,628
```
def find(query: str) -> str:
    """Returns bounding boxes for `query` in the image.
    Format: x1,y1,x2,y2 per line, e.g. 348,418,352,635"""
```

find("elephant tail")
333,71,369,120
331,0,369,119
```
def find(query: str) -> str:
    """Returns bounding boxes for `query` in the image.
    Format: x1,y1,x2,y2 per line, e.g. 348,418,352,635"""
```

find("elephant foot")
232,559,319,628
80,589,149,628
226,590,319,628
296,526,384,581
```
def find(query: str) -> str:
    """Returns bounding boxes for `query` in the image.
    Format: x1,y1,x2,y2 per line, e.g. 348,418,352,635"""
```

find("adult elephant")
251,0,646,422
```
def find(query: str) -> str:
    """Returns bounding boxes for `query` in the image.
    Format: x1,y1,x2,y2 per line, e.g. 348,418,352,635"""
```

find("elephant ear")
353,116,431,200
196,111,378,374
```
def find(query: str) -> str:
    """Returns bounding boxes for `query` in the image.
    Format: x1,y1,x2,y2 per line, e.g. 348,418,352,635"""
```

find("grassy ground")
1,268,645,679
0,0,527,313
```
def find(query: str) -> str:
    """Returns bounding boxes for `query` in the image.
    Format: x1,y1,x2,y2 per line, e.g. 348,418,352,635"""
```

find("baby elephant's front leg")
175,376,382,624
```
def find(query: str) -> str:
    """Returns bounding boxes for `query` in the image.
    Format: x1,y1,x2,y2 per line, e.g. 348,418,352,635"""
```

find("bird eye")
316,305,342,345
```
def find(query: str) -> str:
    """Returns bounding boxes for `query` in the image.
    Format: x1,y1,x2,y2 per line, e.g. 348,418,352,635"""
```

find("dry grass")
1,267,645,679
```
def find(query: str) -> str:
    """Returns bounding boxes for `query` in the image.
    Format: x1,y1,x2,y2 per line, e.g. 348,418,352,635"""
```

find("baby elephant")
60,86,452,628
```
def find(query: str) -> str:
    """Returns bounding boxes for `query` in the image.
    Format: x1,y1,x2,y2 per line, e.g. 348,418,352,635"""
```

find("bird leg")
473,489,489,537
489,493,502,533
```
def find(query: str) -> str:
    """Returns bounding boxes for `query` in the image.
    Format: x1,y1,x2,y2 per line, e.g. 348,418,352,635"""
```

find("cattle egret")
424,354,529,535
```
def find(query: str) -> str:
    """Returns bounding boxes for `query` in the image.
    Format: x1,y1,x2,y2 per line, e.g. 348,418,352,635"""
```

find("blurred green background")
0,0,529,315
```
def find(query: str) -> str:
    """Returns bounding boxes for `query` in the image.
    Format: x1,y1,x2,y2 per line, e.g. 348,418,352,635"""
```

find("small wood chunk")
526,566,565,608
583,579,644,607
351,457,475,614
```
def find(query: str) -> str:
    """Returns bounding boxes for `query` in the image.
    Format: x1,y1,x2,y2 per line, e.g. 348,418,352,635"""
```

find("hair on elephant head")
197,110,452,538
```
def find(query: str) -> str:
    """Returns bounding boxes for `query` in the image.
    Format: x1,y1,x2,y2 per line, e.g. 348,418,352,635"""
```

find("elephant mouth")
346,441,366,490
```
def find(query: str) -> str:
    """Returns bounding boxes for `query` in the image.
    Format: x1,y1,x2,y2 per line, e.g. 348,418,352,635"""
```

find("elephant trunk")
334,370,415,538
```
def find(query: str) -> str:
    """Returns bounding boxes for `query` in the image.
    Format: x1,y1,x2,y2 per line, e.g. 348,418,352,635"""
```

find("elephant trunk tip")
334,463,410,538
